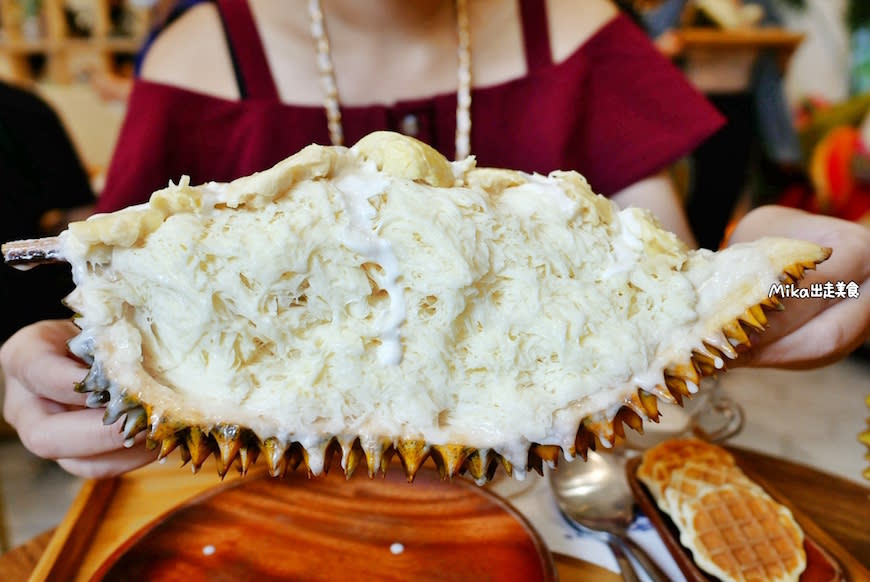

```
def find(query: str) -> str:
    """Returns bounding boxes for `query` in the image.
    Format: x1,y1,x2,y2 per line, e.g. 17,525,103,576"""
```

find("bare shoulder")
139,3,239,100
546,0,620,62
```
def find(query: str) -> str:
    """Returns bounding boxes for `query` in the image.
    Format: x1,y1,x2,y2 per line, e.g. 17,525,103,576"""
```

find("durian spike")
573,425,596,461
324,438,344,475
615,406,643,435
186,427,212,473
738,306,766,332
695,342,722,363
691,351,720,376
663,374,688,406
584,416,617,448
214,455,232,479
667,362,700,389
526,444,559,477
121,407,147,441
485,455,500,482
498,455,514,478
212,425,243,478
705,337,737,361
624,393,650,419
378,444,396,477
430,444,472,479
305,438,340,476
722,319,752,349
262,438,289,477
463,449,491,482
527,450,545,476
395,440,430,483
149,415,177,442
288,443,306,472
103,396,137,425
611,413,627,441
339,438,365,479
530,444,561,468
86,391,109,408
637,389,660,422
748,304,768,327
158,434,180,461
362,438,392,478
650,384,679,405
178,441,192,466
779,273,795,285
238,444,259,475
783,263,805,280
759,295,785,311
74,366,103,393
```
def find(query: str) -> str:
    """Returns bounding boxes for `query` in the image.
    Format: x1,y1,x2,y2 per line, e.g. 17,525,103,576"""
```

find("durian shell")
70,253,829,483
4,134,832,485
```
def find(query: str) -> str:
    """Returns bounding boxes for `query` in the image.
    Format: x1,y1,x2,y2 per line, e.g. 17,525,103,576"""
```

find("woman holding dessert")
1,0,868,478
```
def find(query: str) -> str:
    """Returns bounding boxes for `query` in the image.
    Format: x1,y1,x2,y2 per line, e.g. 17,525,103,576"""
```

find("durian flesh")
51,132,828,481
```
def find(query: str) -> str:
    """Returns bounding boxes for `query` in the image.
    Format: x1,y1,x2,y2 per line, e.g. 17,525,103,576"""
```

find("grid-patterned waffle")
637,438,736,506
678,484,806,582
638,439,807,582
665,461,764,526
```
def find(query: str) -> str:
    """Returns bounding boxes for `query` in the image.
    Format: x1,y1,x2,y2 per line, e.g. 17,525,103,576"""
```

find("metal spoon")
550,449,669,582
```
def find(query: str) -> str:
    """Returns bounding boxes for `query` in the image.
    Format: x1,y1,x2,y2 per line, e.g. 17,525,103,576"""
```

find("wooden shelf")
675,26,805,74
677,27,805,52
0,0,149,85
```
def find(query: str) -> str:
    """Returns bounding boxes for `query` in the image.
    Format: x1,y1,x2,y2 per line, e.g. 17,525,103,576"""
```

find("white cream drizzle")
334,164,406,365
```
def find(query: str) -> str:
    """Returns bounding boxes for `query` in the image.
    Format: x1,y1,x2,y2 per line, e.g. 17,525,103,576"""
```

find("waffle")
678,484,806,582
664,461,764,528
637,438,736,505
638,439,807,581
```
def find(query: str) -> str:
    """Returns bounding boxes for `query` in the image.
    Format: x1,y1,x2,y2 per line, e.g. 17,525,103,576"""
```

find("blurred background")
0,0,868,554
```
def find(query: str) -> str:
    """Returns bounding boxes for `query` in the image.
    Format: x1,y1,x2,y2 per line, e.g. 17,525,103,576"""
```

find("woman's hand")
727,205,870,369
1,320,157,478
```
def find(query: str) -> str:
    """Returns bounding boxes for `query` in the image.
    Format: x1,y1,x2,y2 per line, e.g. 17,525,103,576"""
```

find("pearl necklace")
307,0,472,160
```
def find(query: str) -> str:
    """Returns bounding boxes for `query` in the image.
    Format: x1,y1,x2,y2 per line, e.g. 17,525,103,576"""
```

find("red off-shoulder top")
95,0,723,213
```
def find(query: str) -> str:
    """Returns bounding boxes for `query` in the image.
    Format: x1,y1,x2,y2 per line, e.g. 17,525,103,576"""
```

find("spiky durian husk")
69,258,824,484
4,133,831,485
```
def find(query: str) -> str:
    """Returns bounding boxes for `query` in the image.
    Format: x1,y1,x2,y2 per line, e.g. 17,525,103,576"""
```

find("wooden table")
1,447,868,581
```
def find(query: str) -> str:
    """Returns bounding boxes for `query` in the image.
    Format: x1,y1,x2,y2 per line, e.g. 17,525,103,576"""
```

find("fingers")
2,320,156,479
726,205,870,367
58,446,158,480
5,379,156,478
753,239,867,349
740,283,870,369
4,375,144,460
0,320,90,407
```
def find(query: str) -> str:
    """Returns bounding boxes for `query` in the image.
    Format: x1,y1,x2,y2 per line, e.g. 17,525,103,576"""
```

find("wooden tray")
90,466,555,581
625,456,845,582
27,454,621,581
